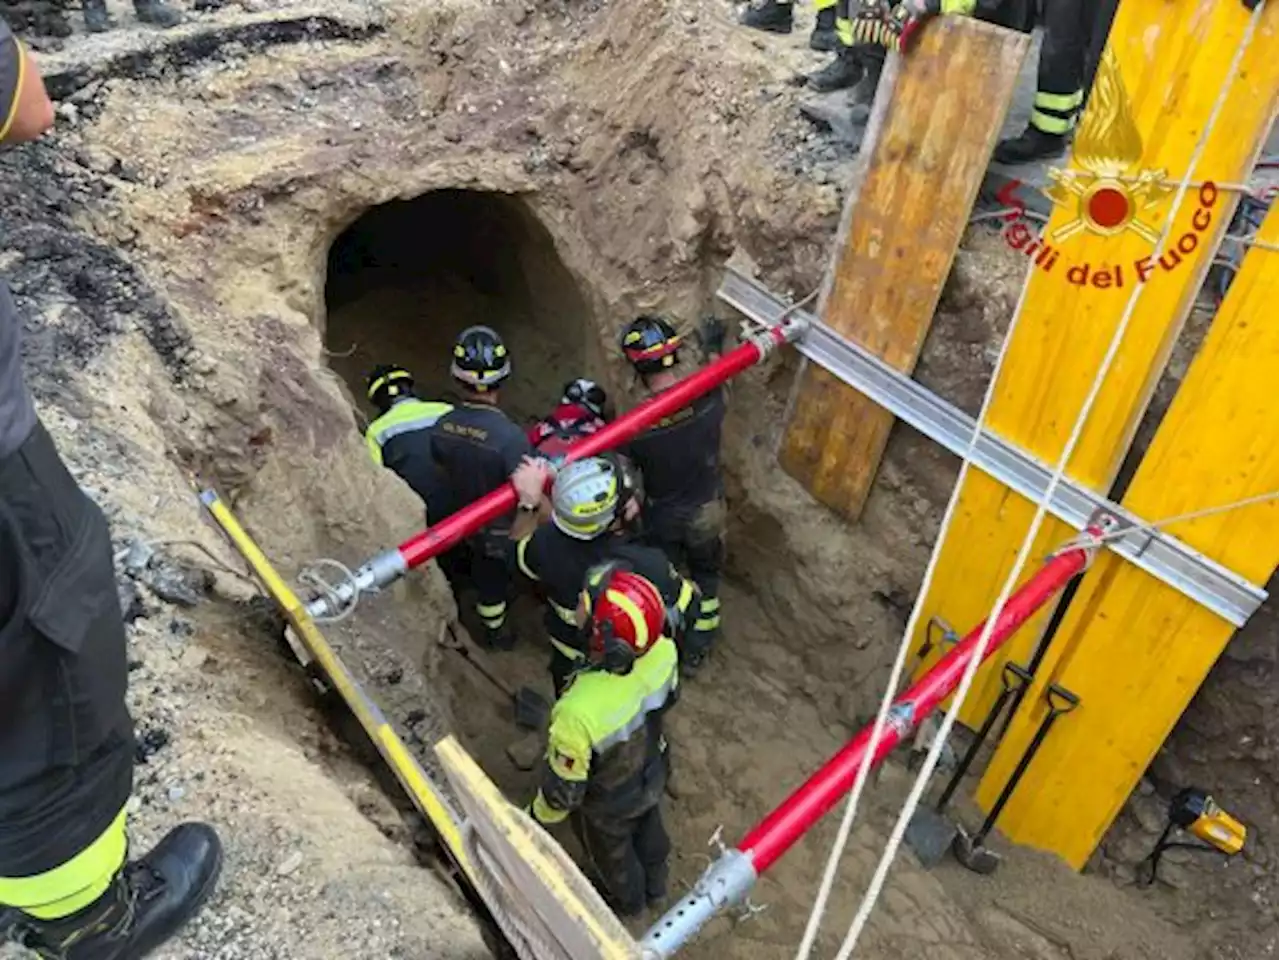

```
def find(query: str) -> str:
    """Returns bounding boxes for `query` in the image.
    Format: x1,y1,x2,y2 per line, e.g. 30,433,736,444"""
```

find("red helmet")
581,562,667,672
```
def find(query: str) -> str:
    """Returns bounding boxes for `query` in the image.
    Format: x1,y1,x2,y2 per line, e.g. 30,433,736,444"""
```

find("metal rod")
716,268,1267,627
641,540,1091,956
304,321,802,619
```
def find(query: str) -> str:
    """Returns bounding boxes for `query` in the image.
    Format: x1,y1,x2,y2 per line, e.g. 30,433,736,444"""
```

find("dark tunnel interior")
323,190,595,429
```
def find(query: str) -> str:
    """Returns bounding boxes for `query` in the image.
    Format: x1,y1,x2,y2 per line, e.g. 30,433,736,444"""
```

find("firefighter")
993,0,1119,164
509,455,697,697
739,0,840,51
1,21,221,957
362,365,471,604
527,563,678,917
619,315,727,675
430,326,535,650
802,0,879,97
526,378,610,462
82,0,183,32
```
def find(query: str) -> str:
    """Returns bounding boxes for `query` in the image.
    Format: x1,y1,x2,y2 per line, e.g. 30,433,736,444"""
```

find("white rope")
1103,491,1280,542
790,106,1061,960
829,6,1267,956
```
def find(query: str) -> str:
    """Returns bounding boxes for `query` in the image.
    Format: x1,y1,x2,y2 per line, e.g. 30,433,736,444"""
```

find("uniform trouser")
1031,0,1118,135
470,531,511,633
424,508,474,606
646,499,725,658
0,420,135,918
579,802,671,916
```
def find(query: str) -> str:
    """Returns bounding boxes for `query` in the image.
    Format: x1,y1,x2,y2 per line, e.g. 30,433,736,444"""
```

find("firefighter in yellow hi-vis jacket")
528,563,679,917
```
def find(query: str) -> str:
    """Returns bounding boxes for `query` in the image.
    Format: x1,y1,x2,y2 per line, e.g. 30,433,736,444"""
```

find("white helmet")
551,457,620,540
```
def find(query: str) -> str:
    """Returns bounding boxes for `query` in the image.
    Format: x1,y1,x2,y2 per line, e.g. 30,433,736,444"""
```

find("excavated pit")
4,1,1274,957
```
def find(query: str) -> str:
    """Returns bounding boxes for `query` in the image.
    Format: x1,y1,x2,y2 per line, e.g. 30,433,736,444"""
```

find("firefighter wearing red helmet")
528,562,678,916
526,378,611,462
618,314,728,676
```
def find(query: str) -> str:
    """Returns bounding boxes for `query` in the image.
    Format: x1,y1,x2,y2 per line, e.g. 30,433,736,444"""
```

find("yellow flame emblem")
1045,48,1173,243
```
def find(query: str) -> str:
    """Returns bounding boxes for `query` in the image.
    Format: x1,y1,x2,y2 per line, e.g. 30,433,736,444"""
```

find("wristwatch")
517,501,539,514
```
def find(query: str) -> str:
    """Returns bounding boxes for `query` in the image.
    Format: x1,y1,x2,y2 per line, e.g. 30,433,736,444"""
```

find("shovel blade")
513,687,551,730
952,825,1002,875
905,808,959,868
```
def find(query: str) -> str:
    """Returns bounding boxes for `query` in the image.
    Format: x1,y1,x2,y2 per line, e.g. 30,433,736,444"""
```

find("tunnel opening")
324,189,595,426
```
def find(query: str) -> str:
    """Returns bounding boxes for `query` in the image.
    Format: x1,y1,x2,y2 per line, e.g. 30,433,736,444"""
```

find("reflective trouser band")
695,595,721,632
0,806,128,919
814,0,837,10
532,792,569,825
477,601,507,628
1031,89,1083,134
836,15,853,46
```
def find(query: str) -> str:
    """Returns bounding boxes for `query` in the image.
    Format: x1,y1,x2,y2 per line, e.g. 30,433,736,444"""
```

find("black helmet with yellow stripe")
366,364,415,414
620,315,682,375
451,325,511,392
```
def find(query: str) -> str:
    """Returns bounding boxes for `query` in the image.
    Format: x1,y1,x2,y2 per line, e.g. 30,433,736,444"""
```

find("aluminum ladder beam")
717,268,1267,627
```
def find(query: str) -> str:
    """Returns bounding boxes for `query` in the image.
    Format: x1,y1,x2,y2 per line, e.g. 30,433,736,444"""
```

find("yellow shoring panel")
911,0,1280,728
199,491,470,873
973,203,1279,869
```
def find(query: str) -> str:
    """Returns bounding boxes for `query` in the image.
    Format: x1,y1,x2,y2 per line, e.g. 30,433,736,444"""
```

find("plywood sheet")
778,17,1030,521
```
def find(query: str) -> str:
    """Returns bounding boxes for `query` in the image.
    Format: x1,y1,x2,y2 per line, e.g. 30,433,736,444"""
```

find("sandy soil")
0,0,1273,957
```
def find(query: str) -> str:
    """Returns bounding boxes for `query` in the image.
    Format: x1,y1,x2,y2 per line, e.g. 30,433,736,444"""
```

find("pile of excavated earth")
0,0,1274,957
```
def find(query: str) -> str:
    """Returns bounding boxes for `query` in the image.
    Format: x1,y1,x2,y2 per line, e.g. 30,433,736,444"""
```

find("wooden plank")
910,0,1280,728
435,737,641,959
778,18,1030,521
973,203,1279,869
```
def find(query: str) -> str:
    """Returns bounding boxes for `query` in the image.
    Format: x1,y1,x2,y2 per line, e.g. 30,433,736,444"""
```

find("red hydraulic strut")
640,536,1095,956
304,320,803,619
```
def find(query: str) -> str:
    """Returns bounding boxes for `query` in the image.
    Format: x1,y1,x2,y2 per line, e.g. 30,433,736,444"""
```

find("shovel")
952,681,1079,874
906,661,1031,867
438,621,551,730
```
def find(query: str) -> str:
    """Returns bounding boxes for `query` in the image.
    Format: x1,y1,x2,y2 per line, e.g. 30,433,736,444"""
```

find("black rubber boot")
83,0,113,33
740,0,793,34
806,46,861,92
16,823,223,960
993,123,1069,165
809,5,837,50
133,0,183,28
846,62,882,124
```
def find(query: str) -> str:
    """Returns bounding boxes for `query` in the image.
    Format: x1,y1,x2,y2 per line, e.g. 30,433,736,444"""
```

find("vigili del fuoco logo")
995,48,1221,290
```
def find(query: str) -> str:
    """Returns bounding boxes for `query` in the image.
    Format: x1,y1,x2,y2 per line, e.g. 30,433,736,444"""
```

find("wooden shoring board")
777,18,1029,521
910,0,1280,728
972,203,1279,869
435,737,641,960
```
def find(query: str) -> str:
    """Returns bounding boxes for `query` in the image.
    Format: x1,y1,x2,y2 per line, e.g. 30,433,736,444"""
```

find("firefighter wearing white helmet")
509,454,698,697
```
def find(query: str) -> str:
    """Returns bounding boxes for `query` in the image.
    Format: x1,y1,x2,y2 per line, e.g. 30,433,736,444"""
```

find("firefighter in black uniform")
509,455,698,697
994,0,1119,164
619,315,727,675
362,364,472,605
430,326,534,650
1,20,222,957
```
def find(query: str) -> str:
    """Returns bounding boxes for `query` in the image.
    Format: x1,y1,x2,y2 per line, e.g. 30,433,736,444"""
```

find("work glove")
694,316,728,359
863,0,975,55
851,0,900,49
